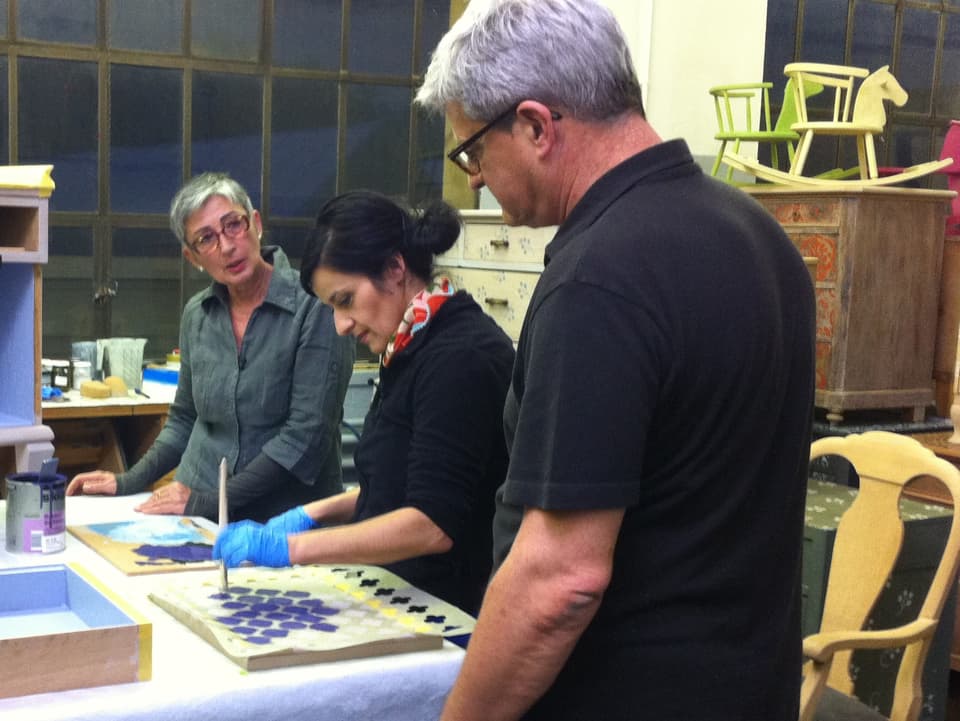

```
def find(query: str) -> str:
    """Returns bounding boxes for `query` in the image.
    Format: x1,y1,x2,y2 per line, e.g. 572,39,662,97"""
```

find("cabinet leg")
826,409,844,425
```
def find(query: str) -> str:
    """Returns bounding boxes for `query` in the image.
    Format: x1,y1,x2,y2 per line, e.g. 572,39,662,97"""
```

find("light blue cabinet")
0,166,55,476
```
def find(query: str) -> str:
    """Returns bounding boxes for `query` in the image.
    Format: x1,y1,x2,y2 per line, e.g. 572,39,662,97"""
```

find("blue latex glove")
213,520,290,568
264,505,319,535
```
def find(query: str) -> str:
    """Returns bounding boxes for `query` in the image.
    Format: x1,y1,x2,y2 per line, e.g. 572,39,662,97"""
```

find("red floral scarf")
382,277,455,367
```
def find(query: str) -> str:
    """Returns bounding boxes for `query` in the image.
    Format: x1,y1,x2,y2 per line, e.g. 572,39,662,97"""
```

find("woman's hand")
66,470,118,496
136,480,192,516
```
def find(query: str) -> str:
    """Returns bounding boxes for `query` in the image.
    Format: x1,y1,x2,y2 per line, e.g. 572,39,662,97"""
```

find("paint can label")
5,473,67,553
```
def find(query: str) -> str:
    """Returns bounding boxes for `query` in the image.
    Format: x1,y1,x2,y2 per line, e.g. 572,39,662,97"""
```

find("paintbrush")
218,457,229,592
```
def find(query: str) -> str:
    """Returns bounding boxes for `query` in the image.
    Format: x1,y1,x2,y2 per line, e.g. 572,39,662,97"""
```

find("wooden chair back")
801,432,960,721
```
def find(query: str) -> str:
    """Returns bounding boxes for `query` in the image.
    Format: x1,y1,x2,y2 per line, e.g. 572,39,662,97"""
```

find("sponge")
79,380,111,399
103,375,129,397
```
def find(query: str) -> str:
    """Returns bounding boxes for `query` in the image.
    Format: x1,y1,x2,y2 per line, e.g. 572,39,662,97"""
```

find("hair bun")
409,201,461,255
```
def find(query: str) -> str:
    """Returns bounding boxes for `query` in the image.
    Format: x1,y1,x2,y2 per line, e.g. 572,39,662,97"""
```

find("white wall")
643,1,769,157
480,0,768,206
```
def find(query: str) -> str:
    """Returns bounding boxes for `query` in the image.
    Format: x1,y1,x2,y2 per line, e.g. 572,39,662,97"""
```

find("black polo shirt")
494,139,815,720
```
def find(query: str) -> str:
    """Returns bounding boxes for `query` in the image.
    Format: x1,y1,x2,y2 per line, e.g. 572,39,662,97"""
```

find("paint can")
4,472,67,553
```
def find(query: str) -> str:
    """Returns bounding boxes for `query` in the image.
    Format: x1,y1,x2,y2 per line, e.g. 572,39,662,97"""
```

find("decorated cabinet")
0,165,55,477
436,210,556,342
746,187,953,424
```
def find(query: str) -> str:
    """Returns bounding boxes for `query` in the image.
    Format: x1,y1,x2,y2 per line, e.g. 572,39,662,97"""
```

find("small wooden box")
0,563,151,699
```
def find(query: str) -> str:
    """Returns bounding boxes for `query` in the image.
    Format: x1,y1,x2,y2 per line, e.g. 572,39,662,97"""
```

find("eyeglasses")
447,104,520,176
188,212,250,255
447,105,563,176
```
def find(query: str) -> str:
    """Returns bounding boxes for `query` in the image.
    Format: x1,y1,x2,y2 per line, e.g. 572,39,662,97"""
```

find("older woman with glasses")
213,190,514,614
67,172,355,523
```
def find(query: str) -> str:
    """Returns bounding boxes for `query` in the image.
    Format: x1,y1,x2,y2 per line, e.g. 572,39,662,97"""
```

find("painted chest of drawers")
746,187,952,423
436,210,556,342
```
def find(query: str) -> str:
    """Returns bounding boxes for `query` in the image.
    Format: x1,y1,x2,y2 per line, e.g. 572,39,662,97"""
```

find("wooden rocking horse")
722,63,952,189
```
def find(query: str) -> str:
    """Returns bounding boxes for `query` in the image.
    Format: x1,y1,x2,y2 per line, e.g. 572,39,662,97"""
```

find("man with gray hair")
416,1,815,719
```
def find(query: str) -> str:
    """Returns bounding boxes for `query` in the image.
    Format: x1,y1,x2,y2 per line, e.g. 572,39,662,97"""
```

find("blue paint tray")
0,563,151,698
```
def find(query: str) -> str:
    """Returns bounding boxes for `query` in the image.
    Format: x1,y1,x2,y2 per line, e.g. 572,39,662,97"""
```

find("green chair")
709,77,821,181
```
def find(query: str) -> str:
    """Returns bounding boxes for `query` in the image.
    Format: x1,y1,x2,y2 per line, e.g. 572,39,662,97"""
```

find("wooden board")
149,565,476,670
68,516,218,575
723,152,950,188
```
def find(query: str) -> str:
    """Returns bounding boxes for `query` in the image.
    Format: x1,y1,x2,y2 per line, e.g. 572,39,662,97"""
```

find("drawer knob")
484,297,509,307
489,239,510,249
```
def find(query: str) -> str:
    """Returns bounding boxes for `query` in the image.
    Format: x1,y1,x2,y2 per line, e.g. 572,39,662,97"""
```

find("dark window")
18,58,98,212
191,71,263,208
108,0,183,54
110,64,183,213
19,0,96,45
273,0,341,70
270,77,338,217
2,0,448,362
344,84,411,195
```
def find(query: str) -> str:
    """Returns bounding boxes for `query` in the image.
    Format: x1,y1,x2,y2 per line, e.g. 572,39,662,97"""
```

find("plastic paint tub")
4,472,67,553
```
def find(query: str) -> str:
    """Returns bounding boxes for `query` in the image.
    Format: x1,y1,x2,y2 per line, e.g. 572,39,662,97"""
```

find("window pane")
344,84,411,196
271,77,338,217
0,57,7,165
192,71,263,209
192,0,262,61
19,58,97,212
897,8,938,115
273,0,341,69
411,109,444,204
43,226,96,359
418,0,450,74
109,0,183,54
111,228,183,361
850,2,894,70
19,0,96,44
764,0,798,82
267,224,308,269
938,15,960,118
886,124,931,188
111,64,183,213
0,0,8,38
800,0,847,65
348,0,414,74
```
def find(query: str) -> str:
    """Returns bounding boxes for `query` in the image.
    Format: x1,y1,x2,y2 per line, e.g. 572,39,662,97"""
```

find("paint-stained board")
68,516,217,575
149,565,476,670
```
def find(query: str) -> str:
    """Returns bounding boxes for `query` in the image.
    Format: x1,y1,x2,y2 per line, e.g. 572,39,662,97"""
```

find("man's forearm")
440,508,621,721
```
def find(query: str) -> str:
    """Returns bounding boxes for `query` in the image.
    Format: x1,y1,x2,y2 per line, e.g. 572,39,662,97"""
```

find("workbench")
39,390,174,479
0,494,465,721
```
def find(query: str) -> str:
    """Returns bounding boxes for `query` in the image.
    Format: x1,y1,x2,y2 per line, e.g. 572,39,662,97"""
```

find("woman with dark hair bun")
215,190,515,614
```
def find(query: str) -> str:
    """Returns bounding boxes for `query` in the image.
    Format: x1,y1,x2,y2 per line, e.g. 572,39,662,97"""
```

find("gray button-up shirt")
117,246,355,518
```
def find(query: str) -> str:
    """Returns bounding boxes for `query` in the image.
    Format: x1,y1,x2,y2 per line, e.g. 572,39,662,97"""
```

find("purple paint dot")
311,623,338,632
256,588,281,596
221,601,246,609
209,592,231,600
233,626,258,635
283,590,310,598
280,621,306,629
263,628,289,638
248,619,272,628
216,616,242,625
245,635,272,645
251,603,279,613
266,612,291,620
235,610,258,619
238,595,262,604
